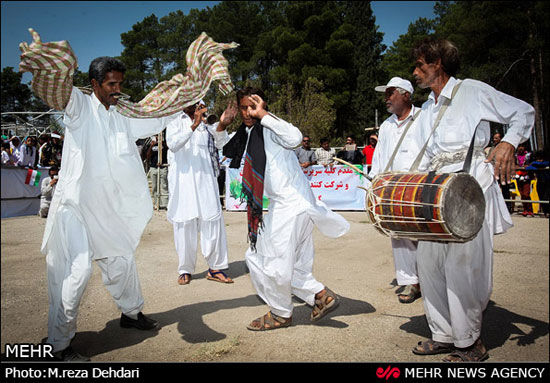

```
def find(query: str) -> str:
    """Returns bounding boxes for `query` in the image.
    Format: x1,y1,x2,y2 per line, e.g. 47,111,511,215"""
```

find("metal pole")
156,132,162,210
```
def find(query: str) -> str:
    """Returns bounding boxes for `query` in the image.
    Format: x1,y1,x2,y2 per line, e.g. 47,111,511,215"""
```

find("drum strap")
459,123,481,174
383,108,422,173
410,81,463,172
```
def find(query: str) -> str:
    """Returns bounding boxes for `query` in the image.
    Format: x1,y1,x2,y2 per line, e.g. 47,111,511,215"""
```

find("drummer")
409,38,534,361
369,77,423,304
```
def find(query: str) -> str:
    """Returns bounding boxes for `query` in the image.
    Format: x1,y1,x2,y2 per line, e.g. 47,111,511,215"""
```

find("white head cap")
375,77,414,95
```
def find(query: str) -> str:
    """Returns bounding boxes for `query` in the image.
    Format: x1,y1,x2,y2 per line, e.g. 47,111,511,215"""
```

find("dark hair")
236,87,268,110
412,37,460,77
89,57,126,85
49,165,59,172
320,138,329,145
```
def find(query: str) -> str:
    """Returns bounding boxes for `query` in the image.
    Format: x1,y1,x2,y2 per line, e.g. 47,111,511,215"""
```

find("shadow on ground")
69,261,376,358
398,300,549,351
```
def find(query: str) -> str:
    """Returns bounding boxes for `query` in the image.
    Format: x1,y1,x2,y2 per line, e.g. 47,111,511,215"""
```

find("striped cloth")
19,28,77,111
19,28,239,118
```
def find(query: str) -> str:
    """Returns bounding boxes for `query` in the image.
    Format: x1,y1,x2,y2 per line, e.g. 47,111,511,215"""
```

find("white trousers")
245,211,324,318
45,206,144,352
173,214,228,275
416,219,493,348
391,238,419,285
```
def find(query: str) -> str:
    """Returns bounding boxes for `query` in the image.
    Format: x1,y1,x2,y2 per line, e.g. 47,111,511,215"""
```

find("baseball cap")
375,77,414,95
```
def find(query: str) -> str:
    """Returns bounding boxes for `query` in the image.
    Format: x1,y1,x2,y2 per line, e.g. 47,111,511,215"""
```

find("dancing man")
19,29,236,361
223,87,350,331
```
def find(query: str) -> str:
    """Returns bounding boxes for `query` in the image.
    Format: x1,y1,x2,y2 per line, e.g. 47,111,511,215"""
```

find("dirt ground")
1,210,548,363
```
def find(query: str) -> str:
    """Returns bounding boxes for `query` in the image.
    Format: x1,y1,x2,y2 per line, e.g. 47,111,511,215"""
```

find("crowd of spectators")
1,131,63,168
486,132,549,218
4,129,546,218
2,131,64,219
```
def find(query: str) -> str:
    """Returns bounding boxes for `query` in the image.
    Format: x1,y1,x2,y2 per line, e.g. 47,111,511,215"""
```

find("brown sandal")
398,284,421,304
247,311,292,331
311,287,340,322
442,339,488,362
177,273,191,285
412,339,455,355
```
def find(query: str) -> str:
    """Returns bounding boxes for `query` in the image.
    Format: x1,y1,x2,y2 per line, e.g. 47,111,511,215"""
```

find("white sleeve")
476,82,534,148
260,113,302,149
166,113,193,152
63,87,86,128
127,113,179,140
208,123,230,149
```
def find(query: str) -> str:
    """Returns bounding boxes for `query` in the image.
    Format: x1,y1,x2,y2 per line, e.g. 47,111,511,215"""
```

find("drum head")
442,173,485,240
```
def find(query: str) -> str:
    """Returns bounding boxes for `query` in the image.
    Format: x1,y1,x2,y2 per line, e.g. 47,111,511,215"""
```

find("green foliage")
1,67,32,115
4,1,546,148
271,77,336,146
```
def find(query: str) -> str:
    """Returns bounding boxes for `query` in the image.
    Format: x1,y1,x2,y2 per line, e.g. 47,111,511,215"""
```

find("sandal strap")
209,269,228,278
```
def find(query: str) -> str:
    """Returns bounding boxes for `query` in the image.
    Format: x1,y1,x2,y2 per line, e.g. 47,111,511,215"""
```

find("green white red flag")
25,169,41,186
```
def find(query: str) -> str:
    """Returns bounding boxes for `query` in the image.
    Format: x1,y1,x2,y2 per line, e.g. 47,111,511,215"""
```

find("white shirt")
248,114,349,238
1,150,11,165
166,113,229,222
314,147,336,166
9,142,21,164
41,87,173,257
413,77,534,192
368,105,421,179
17,143,36,167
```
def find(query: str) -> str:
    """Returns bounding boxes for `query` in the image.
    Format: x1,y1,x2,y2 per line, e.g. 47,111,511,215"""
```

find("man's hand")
486,141,516,184
248,94,268,120
218,100,238,131
191,106,208,130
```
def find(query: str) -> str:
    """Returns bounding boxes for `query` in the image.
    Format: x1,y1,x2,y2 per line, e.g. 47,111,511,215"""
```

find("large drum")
366,172,485,242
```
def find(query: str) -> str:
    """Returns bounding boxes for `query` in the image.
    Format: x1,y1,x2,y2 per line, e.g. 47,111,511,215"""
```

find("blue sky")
1,1,435,83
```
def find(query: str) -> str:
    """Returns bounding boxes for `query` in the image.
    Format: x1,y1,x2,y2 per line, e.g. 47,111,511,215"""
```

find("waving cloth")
223,122,266,250
19,28,239,117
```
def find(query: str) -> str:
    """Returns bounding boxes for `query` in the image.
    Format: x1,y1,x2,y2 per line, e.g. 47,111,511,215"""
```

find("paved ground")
1,210,548,362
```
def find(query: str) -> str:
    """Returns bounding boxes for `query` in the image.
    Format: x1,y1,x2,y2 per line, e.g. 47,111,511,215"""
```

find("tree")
381,17,435,106
1,67,32,119
434,1,548,150
119,14,164,101
344,1,386,141
271,77,336,145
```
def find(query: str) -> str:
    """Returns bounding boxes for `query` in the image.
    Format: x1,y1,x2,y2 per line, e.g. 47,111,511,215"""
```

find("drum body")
366,172,485,242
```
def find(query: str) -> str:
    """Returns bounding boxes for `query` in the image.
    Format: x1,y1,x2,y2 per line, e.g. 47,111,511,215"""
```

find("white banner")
224,164,367,211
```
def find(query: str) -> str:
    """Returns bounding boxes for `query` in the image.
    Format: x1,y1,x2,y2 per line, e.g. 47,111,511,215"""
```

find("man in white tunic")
222,87,350,330
40,57,173,361
166,100,235,285
369,77,422,304
409,38,534,361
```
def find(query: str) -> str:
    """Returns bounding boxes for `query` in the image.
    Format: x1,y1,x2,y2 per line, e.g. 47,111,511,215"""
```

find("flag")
25,169,41,186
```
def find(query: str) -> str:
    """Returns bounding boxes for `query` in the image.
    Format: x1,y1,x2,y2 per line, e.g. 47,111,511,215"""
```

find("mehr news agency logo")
375,365,547,380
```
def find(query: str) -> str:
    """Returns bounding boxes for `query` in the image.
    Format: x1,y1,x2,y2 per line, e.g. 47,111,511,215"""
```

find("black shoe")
120,312,158,330
53,346,90,362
